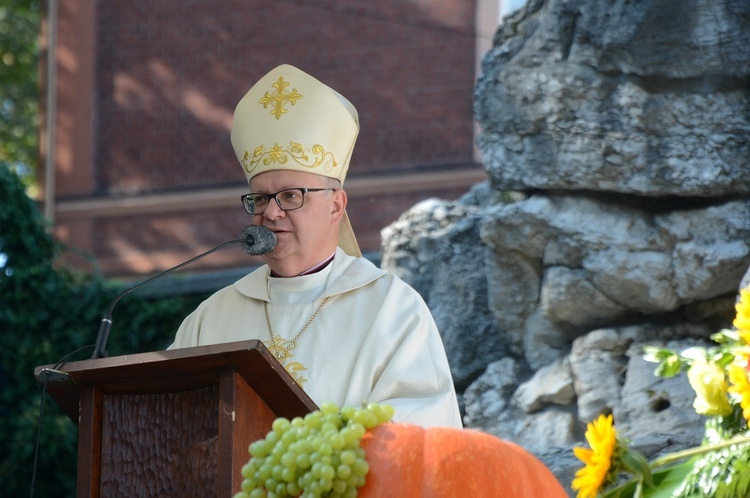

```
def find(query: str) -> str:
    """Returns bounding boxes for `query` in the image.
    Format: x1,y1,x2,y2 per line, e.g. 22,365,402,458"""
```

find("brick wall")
50,0,484,277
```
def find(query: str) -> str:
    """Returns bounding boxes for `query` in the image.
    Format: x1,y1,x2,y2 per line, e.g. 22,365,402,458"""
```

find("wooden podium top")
34,340,318,422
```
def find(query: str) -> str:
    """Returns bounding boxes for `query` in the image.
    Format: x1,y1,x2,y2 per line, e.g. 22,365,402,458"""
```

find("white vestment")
170,248,463,428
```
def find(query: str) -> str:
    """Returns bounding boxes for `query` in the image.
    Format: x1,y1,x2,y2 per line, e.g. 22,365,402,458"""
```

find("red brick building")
41,1,498,279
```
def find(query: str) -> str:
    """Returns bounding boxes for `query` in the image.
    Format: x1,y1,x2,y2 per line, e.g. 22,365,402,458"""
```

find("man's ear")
330,189,347,223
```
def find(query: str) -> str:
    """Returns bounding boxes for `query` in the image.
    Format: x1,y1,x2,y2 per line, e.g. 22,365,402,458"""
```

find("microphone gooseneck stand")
90,238,243,359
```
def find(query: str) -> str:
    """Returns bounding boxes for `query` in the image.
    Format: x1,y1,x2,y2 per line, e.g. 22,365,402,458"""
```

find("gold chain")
264,296,331,361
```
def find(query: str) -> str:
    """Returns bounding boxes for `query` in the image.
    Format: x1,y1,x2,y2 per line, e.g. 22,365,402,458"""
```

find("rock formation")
381,0,750,492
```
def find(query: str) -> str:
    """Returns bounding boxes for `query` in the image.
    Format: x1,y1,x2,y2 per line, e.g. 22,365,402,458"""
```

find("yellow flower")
735,288,750,333
687,357,733,416
572,413,618,498
728,363,750,421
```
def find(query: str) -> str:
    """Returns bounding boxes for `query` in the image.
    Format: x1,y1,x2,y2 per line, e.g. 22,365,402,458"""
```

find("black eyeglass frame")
240,187,337,215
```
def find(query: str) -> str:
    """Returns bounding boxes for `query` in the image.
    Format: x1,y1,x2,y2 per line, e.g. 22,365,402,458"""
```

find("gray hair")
318,175,342,195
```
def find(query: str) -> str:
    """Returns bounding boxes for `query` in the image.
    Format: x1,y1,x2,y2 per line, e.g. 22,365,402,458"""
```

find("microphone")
240,224,277,255
90,225,276,359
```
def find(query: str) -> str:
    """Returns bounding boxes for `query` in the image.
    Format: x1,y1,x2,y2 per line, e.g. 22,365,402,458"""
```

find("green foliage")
642,345,686,378
714,457,750,498
675,411,750,498
601,461,695,498
643,330,750,498
0,0,41,187
0,165,210,495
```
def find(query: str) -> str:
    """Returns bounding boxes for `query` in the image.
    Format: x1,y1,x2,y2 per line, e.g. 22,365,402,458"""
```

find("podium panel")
35,340,316,497
99,385,220,495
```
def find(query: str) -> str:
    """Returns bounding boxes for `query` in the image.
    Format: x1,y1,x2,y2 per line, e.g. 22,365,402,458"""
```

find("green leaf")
642,346,678,363
710,329,741,344
713,351,736,368
645,461,698,498
621,449,654,488
643,346,686,378
655,355,685,378
600,461,695,498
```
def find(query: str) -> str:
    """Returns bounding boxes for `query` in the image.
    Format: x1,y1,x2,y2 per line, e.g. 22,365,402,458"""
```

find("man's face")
248,169,345,276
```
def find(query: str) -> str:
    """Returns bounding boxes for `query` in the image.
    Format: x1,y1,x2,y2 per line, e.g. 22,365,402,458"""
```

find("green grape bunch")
234,401,395,498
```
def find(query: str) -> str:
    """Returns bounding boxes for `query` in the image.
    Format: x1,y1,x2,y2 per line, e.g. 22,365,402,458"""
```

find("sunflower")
572,413,619,498
735,287,750,337
728,363,750,422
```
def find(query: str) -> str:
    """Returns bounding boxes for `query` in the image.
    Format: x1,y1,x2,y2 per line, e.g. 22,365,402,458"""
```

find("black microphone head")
241,225,277,255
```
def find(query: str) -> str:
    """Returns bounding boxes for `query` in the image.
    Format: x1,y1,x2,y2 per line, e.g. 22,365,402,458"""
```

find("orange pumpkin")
358,423,568,497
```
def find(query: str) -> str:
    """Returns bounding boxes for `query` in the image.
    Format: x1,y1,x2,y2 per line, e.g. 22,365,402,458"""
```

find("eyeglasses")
240,187,337,215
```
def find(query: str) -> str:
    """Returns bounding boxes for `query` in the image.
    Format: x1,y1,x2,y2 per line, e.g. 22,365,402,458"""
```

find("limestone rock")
514,358,575,413
615,340,706,452
381,198,508,387
381,0,750,490
480,195,749,366
475,0,750,197
462,357,523,432
569,328,634,423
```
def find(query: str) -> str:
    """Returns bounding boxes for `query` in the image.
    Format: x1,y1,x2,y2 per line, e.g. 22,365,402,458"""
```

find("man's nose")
263,198,286,219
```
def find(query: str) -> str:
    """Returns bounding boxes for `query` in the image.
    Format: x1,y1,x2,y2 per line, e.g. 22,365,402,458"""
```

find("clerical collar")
270,252,336,278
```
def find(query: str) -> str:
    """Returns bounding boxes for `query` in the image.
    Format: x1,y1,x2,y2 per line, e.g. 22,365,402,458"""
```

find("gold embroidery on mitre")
258,76,302,120
285,362,308,386
241,143,337,176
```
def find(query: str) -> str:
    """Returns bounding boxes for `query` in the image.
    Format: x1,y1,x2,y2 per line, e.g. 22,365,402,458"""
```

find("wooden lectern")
34,340,317,497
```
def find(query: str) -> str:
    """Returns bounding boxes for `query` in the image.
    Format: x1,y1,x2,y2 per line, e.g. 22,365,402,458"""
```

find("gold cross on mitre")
258,76,302,120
